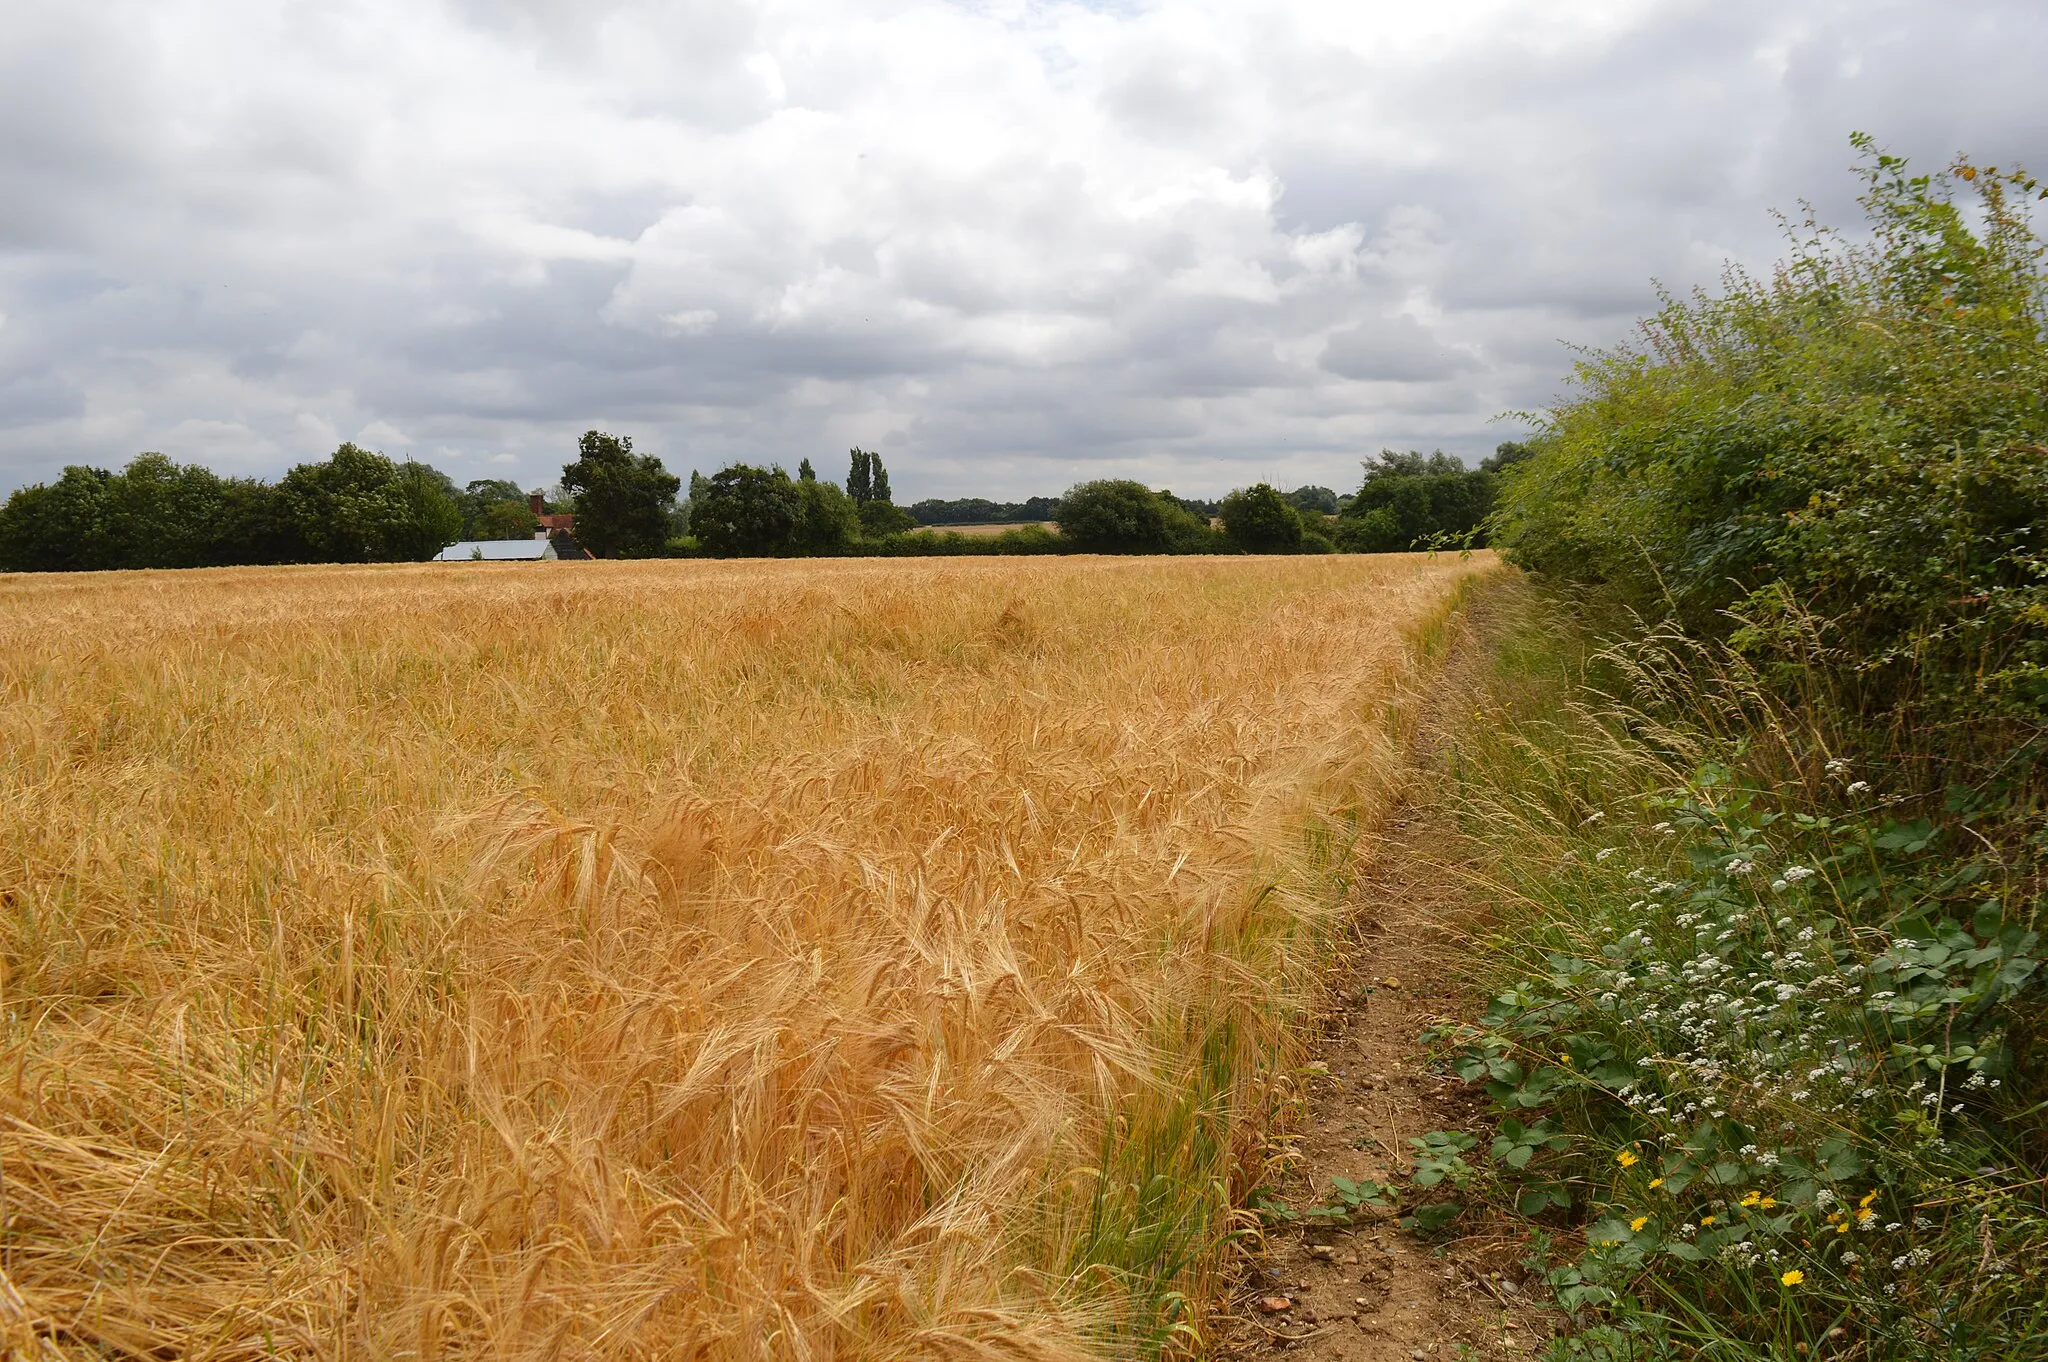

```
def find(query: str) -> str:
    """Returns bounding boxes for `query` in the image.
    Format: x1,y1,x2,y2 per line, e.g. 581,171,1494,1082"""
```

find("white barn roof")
433,539,557,562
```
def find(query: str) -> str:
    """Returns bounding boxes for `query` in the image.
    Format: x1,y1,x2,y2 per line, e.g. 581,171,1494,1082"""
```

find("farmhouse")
530,492,574,538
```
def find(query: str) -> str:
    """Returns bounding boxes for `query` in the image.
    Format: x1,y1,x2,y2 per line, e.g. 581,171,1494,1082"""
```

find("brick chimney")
529,491,545,517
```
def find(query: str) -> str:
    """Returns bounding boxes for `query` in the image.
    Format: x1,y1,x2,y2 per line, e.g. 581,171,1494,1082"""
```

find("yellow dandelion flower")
1699,1215,1716,1226
1559,1052,1573,1064
1649,1178,1665,1190
1856,1208,1876,1225
1781,1269,1805,1287
1616,1150,1639,1168
1760,1197,1777,1209
1859,1190,1879,1209
1740,1191,1761,1207
1835,1222,1851,1234
1630,1216,1649,1232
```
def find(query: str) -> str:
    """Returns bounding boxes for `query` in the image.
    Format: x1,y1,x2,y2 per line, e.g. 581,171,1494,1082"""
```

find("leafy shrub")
1432,142,2048,1358
1493,141,2048,740
867,524,1070,556
1424,594,2048,1360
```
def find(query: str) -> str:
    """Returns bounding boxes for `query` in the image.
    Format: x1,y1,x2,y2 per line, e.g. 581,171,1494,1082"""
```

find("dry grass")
0,552,1491,1359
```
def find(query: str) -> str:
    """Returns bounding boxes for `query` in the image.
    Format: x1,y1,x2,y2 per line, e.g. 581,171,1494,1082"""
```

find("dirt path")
1220,599,1552,1361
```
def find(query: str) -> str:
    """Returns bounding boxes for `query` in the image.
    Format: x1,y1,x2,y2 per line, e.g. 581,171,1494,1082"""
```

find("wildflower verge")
1419,592,2047,1361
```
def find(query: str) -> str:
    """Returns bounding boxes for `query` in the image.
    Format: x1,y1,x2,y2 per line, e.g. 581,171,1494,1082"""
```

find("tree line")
0,432,1523,571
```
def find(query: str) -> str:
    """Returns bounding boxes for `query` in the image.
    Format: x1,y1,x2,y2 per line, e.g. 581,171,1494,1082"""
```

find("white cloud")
0,0,2045,498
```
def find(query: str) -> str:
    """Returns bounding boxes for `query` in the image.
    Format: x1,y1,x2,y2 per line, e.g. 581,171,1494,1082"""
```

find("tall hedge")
1494,140,2048,740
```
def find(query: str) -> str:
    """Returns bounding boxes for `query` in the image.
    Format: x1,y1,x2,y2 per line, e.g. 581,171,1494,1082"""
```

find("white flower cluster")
1557,843,1903,1141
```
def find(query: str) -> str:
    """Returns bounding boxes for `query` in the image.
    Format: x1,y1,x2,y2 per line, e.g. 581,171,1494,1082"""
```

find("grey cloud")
1,0,2046,500
1320,316,1476,383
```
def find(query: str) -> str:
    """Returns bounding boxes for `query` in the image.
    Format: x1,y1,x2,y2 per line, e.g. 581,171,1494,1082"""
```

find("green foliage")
868,525,1069,556
845,448,892,506
797,457,816,482
560,430,681,559
690,464,800,556
792,477,860,552
275,444,462,563
1336,449,1500,552
457,479,536,541
909,495,1063,526
1426,591,2048,1361
1056,480,1218,554
0,455,298,571
1408,1130,1479,1188
1218,483,1304,553
1282,485,1340,515
1492,141,2048,735
0,467,114,571
471,498,539,541
857,499,917,537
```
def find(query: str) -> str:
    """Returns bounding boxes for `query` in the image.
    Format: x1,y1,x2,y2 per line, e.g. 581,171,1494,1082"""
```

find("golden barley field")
0,552,1490,1360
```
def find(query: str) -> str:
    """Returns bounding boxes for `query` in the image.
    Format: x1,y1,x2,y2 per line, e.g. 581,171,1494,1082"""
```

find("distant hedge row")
1,439,1518,571
0,445,488,572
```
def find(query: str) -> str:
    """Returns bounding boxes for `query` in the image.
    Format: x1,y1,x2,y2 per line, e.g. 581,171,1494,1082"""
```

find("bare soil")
1218,597,1556,1362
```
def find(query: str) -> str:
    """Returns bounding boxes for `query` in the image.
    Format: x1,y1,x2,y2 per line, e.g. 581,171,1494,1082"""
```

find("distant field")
914,520,1057,536
0,553,1491,1358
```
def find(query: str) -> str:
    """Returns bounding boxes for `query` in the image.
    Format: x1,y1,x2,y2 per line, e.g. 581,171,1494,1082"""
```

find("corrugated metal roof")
433,540,557,561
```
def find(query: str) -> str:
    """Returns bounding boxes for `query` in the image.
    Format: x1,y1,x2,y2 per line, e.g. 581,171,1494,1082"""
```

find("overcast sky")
2,0,2044,501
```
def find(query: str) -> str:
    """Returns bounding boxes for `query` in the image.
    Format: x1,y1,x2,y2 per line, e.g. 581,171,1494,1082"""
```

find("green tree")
98,454,226,568
690,464,800,556
1220,483,1305,553
857,500,917,537
560,431,681,558
211,477,294,565
1283,485,1340,514
473,499,539,541
0,466,113,571
1056,480,1213,553
1481,441,1535,473
1335,450,1495,552
847,448,893,505
277,443,464,563
456,479,534,539
798,457,816,482
793,477,859,552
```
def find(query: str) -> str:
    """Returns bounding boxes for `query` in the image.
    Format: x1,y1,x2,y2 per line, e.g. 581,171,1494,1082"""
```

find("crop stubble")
0,553,1488,1358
